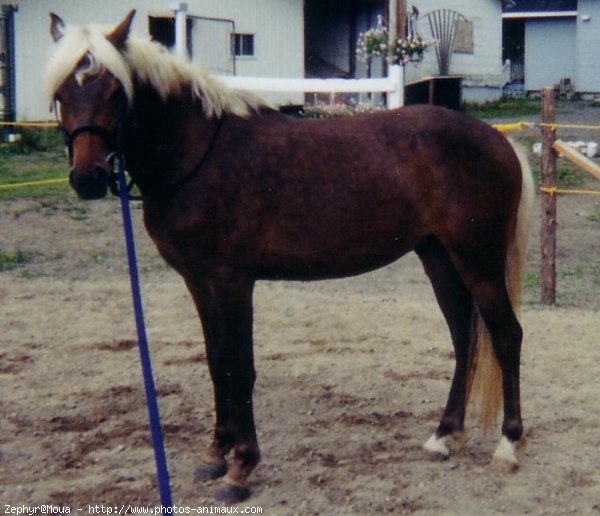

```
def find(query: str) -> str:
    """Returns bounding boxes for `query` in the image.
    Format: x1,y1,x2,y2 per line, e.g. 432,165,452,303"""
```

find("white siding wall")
14,0,303,120
524,18,576,92
576,0,600,93
405,0,502,83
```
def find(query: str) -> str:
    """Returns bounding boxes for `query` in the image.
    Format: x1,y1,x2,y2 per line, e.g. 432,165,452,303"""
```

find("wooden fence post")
541,87,557,305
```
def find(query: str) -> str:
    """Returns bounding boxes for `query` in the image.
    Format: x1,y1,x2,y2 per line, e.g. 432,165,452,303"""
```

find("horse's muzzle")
69,166,109,200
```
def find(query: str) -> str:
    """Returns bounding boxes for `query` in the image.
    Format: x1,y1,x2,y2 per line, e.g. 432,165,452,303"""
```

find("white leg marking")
492,435,518,464
490,435,520,473
423,433,450,457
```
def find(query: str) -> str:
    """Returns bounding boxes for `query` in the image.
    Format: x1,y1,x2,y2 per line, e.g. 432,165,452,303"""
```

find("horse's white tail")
467,139,535,432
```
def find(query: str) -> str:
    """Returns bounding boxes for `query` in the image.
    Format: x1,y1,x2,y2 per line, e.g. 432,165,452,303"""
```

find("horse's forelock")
45,24,133,104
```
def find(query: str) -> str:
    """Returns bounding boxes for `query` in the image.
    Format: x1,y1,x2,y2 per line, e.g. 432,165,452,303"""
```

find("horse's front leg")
186,274,259,503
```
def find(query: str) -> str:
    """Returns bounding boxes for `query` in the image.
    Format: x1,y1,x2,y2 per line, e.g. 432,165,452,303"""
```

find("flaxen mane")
45,22,268,118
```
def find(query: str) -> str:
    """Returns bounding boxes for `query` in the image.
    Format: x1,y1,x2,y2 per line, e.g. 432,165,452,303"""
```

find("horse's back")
265,104,521,200
263,105,522,244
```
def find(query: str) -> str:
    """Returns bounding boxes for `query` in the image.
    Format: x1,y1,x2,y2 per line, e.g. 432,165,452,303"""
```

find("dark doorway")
0,5,16,127
503,19,525,82
304,0,386,79
149,16,176,49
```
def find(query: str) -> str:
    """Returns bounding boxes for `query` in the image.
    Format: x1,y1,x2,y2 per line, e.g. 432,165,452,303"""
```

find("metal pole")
169,1,188,58
389,0,398,41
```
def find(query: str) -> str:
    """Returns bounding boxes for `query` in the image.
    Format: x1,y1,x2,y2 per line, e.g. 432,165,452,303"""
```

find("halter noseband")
60,123,116,165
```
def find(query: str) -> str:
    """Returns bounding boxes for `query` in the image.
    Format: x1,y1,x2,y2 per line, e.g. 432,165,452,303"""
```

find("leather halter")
61,123,115,165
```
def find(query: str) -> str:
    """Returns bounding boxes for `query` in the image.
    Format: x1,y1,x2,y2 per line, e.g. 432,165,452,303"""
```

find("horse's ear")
107,10,136,50
50,13,66,42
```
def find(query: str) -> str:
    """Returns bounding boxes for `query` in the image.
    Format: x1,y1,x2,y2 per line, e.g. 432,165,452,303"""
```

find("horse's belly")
254,225,417,281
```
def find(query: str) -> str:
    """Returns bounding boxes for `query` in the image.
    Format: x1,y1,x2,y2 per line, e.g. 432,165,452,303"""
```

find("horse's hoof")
423,433,450,460
423,433,450,457
490,435,519,474
194,461,228,482
424,445,449,462
214,483,251,504
490,456,519,474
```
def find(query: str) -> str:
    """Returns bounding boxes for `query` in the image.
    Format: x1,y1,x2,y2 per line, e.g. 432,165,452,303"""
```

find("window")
232,33,255,57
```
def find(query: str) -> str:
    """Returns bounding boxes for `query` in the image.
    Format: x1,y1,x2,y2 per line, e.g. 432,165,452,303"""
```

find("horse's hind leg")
416,238,474,458
469,278,524,471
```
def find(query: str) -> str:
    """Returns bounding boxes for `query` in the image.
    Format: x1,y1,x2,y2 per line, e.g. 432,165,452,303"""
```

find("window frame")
232,33,256,58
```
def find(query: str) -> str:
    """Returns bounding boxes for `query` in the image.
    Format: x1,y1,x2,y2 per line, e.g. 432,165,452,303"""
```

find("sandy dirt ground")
1,143,600,514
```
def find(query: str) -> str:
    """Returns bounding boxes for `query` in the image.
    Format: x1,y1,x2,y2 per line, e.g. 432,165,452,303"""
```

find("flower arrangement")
356,16,434,67
301,102,387,119
356,16,389,65
387,34,432,66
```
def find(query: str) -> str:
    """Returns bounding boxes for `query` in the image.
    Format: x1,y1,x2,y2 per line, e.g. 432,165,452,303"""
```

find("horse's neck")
124,84,217,195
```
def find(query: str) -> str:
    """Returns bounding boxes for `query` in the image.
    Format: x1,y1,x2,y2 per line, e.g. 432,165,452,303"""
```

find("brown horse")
46,11,534,503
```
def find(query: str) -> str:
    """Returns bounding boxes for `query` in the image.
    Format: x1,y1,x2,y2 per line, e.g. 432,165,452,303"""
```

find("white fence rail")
217,65,405,109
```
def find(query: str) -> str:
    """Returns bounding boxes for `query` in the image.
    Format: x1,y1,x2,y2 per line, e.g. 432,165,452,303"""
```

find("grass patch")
584,203,600,222
592,266,600,286
557,267,584,280
517,135,586,188
0,154,69,200
557,161,586,186
0,127,62,156
0,249,35,272
465,97,539,119
522,271,541,305
523,271,540,291
0,128,69,201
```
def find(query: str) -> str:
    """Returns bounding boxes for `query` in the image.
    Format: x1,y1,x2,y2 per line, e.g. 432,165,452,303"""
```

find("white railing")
217,65,405,109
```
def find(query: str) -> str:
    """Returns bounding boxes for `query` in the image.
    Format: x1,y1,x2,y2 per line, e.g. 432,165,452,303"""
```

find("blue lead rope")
116,157,173,507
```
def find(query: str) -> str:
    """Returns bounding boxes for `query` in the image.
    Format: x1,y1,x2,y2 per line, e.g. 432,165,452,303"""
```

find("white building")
306,0,506,103
503,0,600,97
409,0,507,103
9,0,304,120
4,0,505,121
